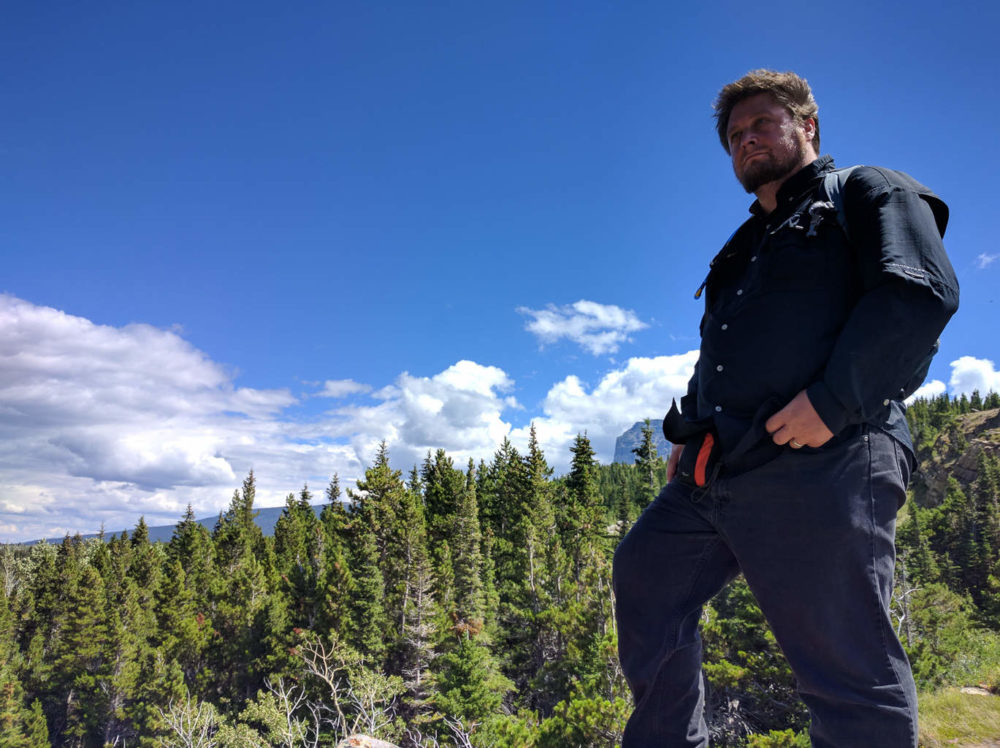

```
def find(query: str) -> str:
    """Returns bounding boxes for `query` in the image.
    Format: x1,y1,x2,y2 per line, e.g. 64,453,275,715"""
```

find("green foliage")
701,578,808,741
433,631,512,725
3,399,999,746
918,689,1000,747
745,728,810,747
534,684,629,748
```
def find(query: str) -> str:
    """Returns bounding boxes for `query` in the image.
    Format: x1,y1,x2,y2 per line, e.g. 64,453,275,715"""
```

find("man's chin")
739,162,795,193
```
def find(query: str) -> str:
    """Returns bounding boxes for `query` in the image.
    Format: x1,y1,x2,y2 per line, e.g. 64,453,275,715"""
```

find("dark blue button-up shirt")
669,156,959,471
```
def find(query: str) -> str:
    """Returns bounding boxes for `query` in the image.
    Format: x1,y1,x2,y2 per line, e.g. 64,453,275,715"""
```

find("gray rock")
613,419,671,464
336,736,401,748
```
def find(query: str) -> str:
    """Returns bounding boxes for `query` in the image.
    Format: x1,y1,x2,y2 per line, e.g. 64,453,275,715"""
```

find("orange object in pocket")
694,433,715,487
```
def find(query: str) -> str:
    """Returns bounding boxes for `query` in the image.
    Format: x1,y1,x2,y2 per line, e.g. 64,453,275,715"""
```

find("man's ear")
801,116,817,142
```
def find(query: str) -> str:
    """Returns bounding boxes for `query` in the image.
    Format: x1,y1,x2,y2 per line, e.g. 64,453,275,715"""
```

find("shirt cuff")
805,381,850,436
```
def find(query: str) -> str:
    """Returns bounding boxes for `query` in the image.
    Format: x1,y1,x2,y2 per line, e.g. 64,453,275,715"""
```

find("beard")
736,139,804,193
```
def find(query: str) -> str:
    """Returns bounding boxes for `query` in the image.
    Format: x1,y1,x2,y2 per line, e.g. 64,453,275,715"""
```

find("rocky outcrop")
336,737,400,748
612,419,671,463
912,407,1000,506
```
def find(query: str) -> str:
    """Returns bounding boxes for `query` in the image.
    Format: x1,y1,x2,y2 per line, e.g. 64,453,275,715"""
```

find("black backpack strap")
820,164,945,401
819,165,864,241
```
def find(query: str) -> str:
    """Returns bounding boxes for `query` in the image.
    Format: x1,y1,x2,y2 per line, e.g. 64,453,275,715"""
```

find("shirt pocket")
760,218,849,293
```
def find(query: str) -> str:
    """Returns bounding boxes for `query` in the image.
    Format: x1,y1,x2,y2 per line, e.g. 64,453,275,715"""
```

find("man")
612,70,959,747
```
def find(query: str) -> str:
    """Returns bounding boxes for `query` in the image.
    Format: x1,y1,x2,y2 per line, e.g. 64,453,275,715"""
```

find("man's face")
726,93,815,194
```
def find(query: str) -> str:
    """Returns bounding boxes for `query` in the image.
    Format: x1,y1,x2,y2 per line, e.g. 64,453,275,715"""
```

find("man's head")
714,70,820,196
714,69,820,154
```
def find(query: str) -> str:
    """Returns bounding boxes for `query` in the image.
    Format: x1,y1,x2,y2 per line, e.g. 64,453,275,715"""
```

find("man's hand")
765,389,834,448
666,443,684,482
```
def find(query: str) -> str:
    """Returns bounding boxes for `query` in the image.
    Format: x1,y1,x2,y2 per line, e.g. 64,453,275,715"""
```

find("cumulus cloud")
906,379,946,404
328,361,517,472
0,294,700,541
948,356,1000,396
518,300,648,355
906,357,1000,403
14,291,997,548
511,352,698,467
0,297,536,541
316,379,372,398
976,253,999,269
0,295,343,541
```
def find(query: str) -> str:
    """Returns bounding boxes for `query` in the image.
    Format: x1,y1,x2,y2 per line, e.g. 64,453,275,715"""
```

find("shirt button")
715,405,722,413
716,364,724,372
721,323,729,330
883,398,890,406
736,289,743,296
750,255,758,262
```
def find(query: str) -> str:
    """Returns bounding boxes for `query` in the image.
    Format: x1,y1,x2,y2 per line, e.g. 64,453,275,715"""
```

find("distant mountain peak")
613,419,671,464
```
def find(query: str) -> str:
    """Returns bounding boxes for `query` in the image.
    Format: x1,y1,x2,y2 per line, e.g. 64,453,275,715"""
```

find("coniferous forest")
3,395,1000,747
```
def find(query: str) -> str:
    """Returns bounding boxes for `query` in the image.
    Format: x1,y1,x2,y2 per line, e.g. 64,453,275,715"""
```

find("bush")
745,729,810,747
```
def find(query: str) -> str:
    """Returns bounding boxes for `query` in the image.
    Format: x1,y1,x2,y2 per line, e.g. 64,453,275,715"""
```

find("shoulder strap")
821,164,949,238
819,165,864,241
822,164,945,401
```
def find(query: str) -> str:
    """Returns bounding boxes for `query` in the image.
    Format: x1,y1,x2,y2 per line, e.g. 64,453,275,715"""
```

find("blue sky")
3,1,999,541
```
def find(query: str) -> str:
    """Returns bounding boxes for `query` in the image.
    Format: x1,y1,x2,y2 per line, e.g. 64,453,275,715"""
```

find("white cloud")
0,295,347,541
328,361,517,472
16,293,997,548
0,297,534,541
511,352,698,468
0,294,690,541
317,379,372,398
517,300,648,355
976,253,999,269
908,358,1000,402
906,379,946,404
948,356,1000,396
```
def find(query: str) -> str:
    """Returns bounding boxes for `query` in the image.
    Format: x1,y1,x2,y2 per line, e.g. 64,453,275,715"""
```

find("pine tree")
153,558,212,692
392,478,438,712
926,478,979,593
100,522,161,745
344,456,391,663
209,472,275,707
345,443,418,666
632,418,660,505
432,630,512,727
971,451,1000,614
897,503,939,586
451,461,486,629
53,564,111,744
422,449,466,551
165,505,217,694
273,485,323,629
971,389,984,411
421,450,467,611
167,505,216,603
563,433,610,580
15,542,59,706
318,475,355,641
518,425,572,712
542,434,617,708
0,586,49,747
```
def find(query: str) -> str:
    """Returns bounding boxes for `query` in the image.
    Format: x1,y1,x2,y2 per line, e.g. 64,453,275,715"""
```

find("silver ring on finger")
790,439,804,449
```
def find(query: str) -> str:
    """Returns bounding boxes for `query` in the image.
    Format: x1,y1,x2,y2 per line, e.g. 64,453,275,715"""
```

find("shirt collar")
749,155,835,217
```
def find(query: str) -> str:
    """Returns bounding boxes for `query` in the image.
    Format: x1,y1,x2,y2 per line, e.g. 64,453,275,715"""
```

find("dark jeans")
612,427,918,747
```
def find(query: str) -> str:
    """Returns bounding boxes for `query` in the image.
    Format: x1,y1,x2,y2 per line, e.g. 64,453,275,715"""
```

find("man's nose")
738,129,758,150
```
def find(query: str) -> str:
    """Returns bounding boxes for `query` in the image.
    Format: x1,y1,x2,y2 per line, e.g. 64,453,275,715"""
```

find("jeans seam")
627,509,721,737
866,431,917,747
668,530,723,651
